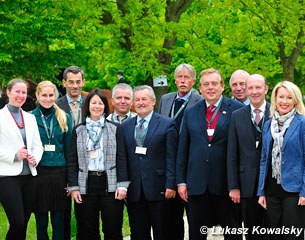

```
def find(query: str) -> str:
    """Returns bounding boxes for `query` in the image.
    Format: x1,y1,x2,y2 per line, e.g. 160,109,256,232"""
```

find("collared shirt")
250,101,266,123
66,95,82,109
206,95,223,109
136,111,153,129
113,111,132,123
175,90,192,101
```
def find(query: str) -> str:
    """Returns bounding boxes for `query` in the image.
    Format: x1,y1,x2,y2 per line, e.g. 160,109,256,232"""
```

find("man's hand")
229,189,240,203
178,185,188,202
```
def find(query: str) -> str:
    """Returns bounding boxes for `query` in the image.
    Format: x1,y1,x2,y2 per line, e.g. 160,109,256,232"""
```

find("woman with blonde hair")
32,81,72,240
258,81,305,240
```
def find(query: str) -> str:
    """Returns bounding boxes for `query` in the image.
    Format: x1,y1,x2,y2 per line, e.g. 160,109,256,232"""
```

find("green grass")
0,204,130,239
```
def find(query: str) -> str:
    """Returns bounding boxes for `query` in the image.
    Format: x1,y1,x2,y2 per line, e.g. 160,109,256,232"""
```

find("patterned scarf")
270,108,295,184
86,115,105,170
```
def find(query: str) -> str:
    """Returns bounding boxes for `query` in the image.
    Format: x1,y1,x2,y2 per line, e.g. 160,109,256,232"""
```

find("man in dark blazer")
227,74,270,240
56,66,86,127
55,65,86,240
121,85,178,240
176,68,243,240
158,63,202,240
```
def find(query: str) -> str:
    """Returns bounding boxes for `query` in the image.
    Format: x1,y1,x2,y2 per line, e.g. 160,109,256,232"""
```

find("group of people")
0,63,305,240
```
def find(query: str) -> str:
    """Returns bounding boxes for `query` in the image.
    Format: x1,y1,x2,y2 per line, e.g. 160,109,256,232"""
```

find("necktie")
72,101,78,110
135,119,146,146
254,109,261,125
206,105,215,121
174,98,185,115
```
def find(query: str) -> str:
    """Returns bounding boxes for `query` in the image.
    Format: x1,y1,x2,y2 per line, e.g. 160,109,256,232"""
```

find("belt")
88,171,106,176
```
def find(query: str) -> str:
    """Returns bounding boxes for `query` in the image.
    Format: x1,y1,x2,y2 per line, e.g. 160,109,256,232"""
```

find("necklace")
8,108,25,129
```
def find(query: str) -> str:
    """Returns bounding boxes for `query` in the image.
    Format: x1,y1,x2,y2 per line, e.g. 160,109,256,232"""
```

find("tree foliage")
1,0,305,96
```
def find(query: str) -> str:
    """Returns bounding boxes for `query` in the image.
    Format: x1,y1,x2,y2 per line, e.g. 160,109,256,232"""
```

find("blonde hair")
270,80,305,117
36,81,68,132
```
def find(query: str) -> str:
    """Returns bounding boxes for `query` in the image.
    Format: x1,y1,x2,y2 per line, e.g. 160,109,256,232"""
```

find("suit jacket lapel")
143,113,159,146
212,98,229,140
243,105,257,147
282,116,299,150
165,94,176,116
197,101,209,140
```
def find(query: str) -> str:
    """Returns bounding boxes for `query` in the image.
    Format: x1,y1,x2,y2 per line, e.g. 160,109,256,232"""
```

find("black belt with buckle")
88,171,106,176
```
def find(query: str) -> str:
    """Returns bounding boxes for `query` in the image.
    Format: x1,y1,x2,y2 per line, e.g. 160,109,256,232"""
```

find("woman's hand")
17,146,28,161
115,189,127,200
71,190,82,204
26,154,36,166
258,196,267,209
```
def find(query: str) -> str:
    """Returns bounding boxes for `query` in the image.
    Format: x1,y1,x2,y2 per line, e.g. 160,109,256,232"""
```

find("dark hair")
82,88,110,118
63,66,84,80
7,78,29,91
117,70,124,76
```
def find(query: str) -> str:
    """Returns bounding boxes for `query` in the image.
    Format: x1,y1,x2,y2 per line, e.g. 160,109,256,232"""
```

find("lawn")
0,204,130,239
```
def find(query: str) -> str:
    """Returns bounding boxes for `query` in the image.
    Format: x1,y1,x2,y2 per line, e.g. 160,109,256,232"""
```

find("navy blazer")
121,112,178,202
257,113,305,197
176,97,243,196
158,91,203,117
227,103,270,198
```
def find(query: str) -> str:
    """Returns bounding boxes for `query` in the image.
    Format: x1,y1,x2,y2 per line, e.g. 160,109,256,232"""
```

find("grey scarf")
270,108,295,184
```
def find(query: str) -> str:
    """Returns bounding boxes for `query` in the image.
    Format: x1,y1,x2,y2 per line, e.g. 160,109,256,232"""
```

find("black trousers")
74,174,124,240
63,196,72,240
127,191,167,240
265,196,305,240
0,175,37,240
241,196,269,240
165,195,186,240
187,192,242,240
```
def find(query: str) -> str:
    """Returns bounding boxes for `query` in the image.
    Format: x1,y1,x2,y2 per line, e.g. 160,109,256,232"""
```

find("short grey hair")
229,70,250,85
174,63,196,80
133,85,156,100
112,83,133,99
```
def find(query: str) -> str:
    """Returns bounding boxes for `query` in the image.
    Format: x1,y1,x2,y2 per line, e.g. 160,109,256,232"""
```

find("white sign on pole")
153,75,167,87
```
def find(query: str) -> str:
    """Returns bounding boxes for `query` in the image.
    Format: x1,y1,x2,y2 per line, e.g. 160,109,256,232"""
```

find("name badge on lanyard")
45,144,56,151
135,146,147,155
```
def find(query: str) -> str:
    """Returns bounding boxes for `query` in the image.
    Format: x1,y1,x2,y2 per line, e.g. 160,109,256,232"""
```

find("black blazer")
121,112,178,202
227,103,270,198
176,97,243,196
55,95,86,122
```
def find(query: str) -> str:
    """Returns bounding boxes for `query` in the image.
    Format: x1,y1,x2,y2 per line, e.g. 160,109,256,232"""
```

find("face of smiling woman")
89,94,105,121
276,87,295,116
7,82,28,108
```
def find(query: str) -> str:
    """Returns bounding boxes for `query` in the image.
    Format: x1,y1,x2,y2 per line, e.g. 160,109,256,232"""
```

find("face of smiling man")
133,88,156,119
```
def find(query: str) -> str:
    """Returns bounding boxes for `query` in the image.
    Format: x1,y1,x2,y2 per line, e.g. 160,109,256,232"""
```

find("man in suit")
159,63,202,130
158,63,202,240
230,70,250,105
121,85,178,240
55,65,86,240
117,70,126,83
227,74,269,240
176,68,243,240
107,83,136,124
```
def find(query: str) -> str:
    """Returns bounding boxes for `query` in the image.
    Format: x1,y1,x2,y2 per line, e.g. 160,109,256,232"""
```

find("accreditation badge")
44,144,56,152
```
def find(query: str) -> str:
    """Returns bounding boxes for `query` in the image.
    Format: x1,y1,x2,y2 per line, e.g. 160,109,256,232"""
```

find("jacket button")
208,144,211,147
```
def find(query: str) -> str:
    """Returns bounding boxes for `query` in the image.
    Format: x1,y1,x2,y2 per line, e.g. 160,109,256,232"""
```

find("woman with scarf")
0,78,43,240
67,88,129,240
32,81,72,240
258,81,305,240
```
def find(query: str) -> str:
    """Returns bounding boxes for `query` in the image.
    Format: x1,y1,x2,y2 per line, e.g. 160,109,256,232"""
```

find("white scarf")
86,115,105,170
270,108,295,184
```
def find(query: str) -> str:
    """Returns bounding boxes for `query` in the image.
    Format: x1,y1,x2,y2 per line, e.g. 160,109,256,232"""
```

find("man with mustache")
158,63,202,240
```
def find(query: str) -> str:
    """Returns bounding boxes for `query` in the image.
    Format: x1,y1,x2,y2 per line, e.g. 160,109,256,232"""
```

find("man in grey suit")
55,65,86,240
159,63,202,130
158,63,202,240
227,74,269,240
